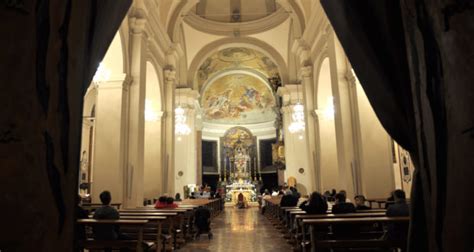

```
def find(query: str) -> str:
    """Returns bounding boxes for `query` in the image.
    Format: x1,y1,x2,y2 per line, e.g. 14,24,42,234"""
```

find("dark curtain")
321,0,474,251
0,1,131,250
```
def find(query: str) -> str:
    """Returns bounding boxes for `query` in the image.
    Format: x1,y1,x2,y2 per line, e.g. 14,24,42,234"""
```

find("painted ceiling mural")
201,73,276,124
196,47,279,90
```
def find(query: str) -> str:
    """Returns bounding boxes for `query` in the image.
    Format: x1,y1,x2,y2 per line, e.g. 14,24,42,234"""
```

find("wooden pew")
82,203,122,212
295,212,387,250
303,216,410,252
120,211,181,250
77,219,148,252
119,216,167,252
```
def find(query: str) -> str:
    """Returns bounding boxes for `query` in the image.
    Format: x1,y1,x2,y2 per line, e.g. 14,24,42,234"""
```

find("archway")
316,57,339,192
79,31,127,203
143,61,164,201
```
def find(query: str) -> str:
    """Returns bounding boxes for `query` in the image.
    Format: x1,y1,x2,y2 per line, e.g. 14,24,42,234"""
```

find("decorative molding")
164,68,176,83
129,17,147,35
183,7,290,36
345,69,357,87
298,65,313,79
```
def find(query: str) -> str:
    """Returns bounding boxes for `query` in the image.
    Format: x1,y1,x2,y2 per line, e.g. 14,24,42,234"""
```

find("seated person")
385,191,396,209
386,190,410,249
154,196,168,209
299,192,328,214
175,193,182,202
93,191,121,240
332,193,356,214
280,189,299,207
189,192,196,199
386,190,409,216
354,195,371,210
75,195,89,241
165,197,178,208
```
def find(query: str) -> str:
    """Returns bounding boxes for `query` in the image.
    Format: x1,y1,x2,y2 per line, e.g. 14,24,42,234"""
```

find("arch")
188,37,289,89
315,57,339,191
145,61,163,112
146,54,165,110
101,31,125,79
312,51,330,106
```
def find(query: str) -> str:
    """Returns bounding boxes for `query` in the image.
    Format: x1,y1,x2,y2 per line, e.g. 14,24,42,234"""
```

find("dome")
193,0,280,23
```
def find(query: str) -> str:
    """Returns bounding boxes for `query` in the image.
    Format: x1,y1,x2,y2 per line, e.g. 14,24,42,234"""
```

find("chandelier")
175,105,191,136
288,84,305,134
288,102,305,133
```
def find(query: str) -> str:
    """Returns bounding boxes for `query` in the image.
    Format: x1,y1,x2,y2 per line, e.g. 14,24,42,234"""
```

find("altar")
220,127,261,204
225,183,257,204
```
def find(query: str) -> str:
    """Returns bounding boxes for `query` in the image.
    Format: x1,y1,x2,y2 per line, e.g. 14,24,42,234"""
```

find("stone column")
163,68,176,194
91,76,130,204
299,65,318,191
327,32,358,198
124,17,147,207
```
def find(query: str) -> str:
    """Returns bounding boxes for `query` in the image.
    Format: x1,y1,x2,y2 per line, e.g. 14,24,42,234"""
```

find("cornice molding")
183,7,290,36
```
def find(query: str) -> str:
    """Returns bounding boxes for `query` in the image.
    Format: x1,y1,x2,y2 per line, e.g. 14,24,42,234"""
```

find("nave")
180,207,292,252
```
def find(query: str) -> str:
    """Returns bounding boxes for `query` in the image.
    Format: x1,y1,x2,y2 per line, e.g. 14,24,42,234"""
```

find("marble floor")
179,206,293,252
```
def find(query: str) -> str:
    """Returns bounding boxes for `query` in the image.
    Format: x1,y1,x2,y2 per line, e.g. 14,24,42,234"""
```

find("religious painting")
223,127,253,148
201,74,276,124
196,47,279,90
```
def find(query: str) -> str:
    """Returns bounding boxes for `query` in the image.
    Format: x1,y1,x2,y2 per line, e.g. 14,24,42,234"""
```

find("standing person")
354,195,371,210
332,193,356,214
299,192,328,214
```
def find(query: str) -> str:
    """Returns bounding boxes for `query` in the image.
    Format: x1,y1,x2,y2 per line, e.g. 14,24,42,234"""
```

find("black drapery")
321,1,474,251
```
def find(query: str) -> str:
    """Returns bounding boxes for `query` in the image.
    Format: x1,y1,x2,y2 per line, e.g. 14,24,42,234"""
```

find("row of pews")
77,198,224,252
263,197,409,252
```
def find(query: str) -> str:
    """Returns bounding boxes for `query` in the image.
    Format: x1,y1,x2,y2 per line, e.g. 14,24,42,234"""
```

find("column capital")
281,105,295,115
164,67,176,83
345,69,357,87
298,65,313,80
129,17,147,35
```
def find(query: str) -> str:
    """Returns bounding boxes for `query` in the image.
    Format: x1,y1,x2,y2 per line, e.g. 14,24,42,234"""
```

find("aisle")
180,206,293,252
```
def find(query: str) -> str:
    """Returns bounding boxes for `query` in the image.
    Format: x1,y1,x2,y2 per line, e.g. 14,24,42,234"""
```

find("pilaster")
91,75,130,204
124,16,147,207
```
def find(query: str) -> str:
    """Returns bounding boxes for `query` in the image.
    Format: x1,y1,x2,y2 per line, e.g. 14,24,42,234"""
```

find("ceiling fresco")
196,47,279,90
201,73,276,124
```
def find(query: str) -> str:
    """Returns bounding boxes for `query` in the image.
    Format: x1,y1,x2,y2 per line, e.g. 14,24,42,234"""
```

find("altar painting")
202,74,276,124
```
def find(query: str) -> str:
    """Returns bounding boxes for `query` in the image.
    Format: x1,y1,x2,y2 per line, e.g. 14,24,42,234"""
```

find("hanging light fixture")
288,84,305,134
175,90,191,138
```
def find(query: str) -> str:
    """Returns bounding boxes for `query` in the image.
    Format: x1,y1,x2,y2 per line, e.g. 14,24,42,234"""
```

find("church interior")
0,1,473,252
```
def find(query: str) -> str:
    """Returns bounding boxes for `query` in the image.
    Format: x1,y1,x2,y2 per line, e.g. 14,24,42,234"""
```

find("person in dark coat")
75,195,89,242
332,193,356,214
354,195,371,210
299,192,328,214
280,189,298,207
